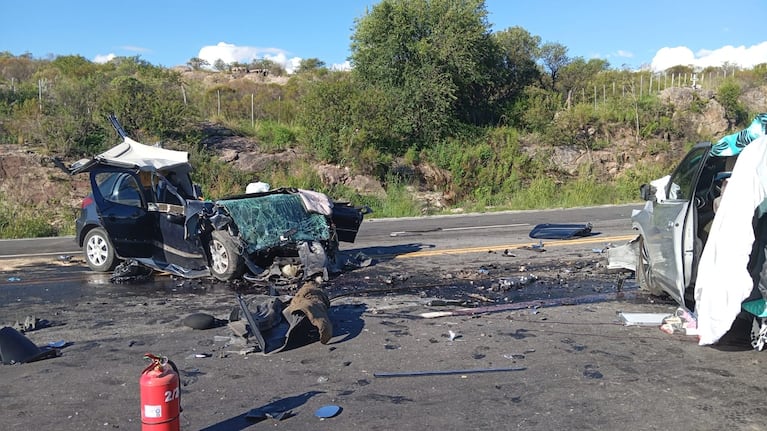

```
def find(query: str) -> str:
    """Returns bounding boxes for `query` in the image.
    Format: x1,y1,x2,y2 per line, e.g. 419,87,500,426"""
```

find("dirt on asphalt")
0,251,765,431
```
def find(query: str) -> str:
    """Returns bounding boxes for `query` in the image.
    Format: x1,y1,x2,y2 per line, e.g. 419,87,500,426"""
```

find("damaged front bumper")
606,236,639,272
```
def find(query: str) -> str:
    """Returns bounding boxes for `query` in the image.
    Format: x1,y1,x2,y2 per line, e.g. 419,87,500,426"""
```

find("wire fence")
567,69,743,108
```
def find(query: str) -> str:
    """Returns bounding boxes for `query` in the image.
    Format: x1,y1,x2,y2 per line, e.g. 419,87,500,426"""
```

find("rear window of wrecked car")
95,172,143,207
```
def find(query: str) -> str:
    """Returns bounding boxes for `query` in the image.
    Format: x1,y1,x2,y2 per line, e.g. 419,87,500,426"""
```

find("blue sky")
3,0,766,73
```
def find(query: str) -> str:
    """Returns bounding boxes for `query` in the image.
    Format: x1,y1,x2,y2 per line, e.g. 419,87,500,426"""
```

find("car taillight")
81,196,94,209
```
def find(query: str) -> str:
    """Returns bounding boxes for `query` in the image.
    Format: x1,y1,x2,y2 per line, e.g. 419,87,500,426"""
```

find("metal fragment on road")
373,366,526,378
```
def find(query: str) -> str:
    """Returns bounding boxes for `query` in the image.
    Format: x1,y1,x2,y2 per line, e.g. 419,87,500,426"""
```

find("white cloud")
615,50,633,58
93,53,116,64
651,41,767,71
197,42,303,73
121,45,150,53
331,60,352,71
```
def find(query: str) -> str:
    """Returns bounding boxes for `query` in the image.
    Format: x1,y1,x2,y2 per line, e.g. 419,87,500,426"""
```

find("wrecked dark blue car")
57,124,367,282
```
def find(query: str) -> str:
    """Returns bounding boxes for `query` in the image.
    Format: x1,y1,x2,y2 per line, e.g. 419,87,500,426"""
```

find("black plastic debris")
528,223,595,240
182,313,226,330
0,327,60,364
110,259,153,283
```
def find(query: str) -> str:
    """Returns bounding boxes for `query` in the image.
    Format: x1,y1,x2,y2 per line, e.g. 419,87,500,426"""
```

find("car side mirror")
639,183,657,202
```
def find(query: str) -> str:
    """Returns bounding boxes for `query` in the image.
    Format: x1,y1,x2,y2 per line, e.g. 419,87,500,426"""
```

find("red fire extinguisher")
140,353,181,431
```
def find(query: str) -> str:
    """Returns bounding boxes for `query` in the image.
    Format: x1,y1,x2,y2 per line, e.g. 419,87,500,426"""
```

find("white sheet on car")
97,137,189,171
695,135,767,345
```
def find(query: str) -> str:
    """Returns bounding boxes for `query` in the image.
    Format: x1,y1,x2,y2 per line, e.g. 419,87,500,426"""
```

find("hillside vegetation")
2,0,767,238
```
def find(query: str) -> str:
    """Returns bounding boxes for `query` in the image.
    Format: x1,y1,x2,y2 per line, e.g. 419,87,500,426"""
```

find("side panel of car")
155,210,208,269
89,169,157,258
636,146,710,303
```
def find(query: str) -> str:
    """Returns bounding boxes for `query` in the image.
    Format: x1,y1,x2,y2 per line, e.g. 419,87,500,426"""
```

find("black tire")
83,227,117,272
636,236,663,296
209,230,245,281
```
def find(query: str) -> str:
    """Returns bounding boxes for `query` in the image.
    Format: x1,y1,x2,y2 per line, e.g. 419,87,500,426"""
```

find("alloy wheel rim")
210,240,228,274
87,235,107,265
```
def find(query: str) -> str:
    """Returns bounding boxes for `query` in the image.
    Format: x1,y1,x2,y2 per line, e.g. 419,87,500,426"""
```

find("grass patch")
0,195,73,238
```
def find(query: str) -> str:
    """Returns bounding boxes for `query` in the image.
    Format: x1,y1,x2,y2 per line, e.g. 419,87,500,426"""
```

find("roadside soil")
0,250,763,431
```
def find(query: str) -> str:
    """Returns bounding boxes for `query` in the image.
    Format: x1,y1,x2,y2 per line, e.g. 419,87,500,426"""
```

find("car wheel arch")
633,228,665,297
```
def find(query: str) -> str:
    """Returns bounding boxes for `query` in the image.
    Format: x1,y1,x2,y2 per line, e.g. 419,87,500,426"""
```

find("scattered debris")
420,293,622,319
110,259,153,283
373,366,526,378
229,281,333,354
659,307,698,336
315,405,342,419
182,313,226,330
389,227,442,237
529,223,595,239
618,312,668,326
0,327,60,364
521,240,546,252
4,316,50,333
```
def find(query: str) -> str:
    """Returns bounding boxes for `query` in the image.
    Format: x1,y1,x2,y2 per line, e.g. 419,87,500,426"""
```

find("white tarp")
695,135,767,345
96,137,189,171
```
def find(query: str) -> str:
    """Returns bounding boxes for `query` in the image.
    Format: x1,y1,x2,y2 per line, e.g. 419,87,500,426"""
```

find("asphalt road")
11,203,766,430
0,203,641,260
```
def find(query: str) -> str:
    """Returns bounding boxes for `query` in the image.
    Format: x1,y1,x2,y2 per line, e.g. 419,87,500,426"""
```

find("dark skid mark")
359,393,415,405
500,329,534,340
688,366,735,378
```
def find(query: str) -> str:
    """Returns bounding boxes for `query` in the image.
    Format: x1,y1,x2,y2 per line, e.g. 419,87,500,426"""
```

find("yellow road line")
394,234,637,259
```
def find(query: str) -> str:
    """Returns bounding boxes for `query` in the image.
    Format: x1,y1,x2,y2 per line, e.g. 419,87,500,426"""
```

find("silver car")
610,142,736,308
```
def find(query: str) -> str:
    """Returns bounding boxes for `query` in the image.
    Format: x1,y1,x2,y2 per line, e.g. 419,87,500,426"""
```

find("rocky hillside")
2,85,766,233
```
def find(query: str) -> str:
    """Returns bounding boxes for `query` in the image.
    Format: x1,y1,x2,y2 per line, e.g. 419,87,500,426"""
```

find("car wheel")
83,227,117,272
209,230,245,281
636,236,663,296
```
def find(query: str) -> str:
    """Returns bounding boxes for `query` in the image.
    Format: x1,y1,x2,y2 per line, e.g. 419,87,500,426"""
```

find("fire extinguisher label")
144,405,162,418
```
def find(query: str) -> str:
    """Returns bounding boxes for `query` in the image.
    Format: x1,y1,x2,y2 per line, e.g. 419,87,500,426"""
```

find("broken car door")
153,176,208,269
645,146,708,304
89,169,157,258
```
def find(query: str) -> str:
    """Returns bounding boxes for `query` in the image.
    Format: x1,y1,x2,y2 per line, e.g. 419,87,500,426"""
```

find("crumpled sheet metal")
606,236,639,271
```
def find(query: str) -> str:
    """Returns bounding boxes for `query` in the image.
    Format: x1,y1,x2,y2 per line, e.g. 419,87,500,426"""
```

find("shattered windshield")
217,193,331,252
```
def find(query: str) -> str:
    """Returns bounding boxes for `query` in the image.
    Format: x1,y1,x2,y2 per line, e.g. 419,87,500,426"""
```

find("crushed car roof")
63,136,191,175
98,137,189,171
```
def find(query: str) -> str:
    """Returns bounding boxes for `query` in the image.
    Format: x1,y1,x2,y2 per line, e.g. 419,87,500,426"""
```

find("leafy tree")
297,72,400,164
492,26,541,109
296,58,326,74
558,57,609,105
350,0,499,146
248,58,285,76
717,79,747,129
187,57,209,70
666,64,694,77
539,42,570,90
50,55,98,78
213,59,227,72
